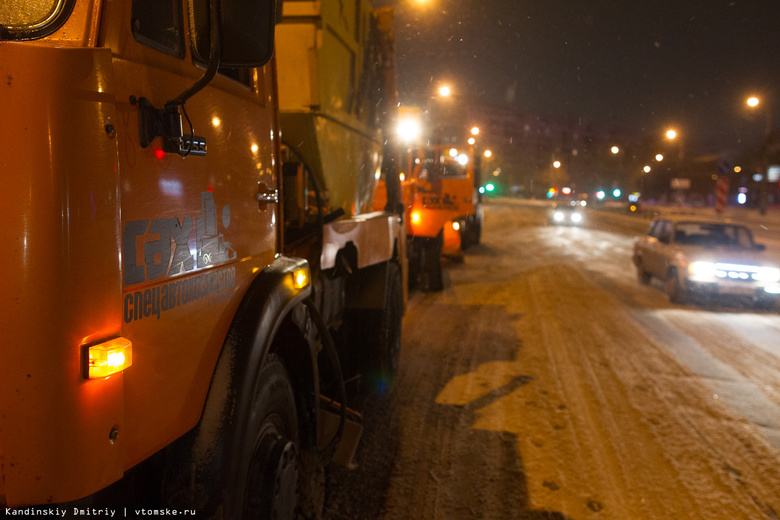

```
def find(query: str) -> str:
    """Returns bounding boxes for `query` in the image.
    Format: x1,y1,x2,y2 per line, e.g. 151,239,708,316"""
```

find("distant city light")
457,154,469,165
655,154,664,162
471,127,480,136
643,165,651,173
553,160,561,168
612,188,622,198
596,190,606,200
468,137,476,145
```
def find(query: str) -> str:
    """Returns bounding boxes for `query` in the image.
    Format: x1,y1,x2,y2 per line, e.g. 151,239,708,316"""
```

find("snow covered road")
323,199,780,519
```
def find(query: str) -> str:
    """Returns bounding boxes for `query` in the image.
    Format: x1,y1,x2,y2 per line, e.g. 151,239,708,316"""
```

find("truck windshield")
0,0,68,36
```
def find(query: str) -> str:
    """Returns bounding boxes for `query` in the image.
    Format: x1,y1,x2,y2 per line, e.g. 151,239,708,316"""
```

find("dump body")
275,0,388,217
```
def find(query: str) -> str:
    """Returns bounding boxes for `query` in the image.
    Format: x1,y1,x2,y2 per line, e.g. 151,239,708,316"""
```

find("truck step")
318,396,363,468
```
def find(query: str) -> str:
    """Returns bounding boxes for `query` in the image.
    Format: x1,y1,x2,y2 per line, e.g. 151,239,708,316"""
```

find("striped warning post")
715,176,729,214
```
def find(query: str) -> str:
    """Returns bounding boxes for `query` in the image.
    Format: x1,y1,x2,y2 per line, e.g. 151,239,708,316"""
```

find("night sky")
374,0,780,156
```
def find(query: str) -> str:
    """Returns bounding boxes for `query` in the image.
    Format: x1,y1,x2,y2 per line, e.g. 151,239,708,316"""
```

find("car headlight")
553,212,564,221
688,261,716,279
571,213,583,223
754,266,780,282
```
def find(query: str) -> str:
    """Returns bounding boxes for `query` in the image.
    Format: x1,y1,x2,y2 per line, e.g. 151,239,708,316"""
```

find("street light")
553,160,561,168
655,154,664,162
471,126,480,136
665,128,684,161
484,150,492,158
439,85,451,97
611,146,620,154
746,95,773,214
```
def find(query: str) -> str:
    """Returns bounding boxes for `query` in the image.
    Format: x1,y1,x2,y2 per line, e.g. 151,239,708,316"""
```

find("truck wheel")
241,355,301,520
665,269,688,304
377,263,403,386
420,239,443,292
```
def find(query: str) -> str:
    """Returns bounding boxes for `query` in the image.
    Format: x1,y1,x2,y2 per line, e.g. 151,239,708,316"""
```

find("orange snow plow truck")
0,0,404,517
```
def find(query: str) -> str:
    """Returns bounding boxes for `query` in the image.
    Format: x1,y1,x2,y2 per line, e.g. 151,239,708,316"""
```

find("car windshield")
674,222,755,248
0,0,63,30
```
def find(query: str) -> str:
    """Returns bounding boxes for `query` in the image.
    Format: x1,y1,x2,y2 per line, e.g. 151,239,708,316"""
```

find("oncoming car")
548,201,585,225
633,216,780,308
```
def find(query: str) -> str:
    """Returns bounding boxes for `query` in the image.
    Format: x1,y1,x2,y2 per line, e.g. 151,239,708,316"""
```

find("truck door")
99,0,279,468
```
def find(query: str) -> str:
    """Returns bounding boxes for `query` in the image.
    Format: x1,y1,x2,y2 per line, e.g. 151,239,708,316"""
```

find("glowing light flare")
397,119,421,142
293,267,310,289
449,148,458,157
611,146,619,154
411,211,422,224
212,116,222,128
87,338,133,379
747,97,760,107
457,154,469,166
439,85,451,97
643,166,651,173
553,161,561,168
666,129,677,140
655,154,664,162
484,150,492,158
471,127,480,136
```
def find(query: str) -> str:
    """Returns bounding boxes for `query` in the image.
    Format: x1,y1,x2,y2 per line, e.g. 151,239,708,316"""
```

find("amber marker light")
411,211,422,225
293,267,310,290
86,337,133,379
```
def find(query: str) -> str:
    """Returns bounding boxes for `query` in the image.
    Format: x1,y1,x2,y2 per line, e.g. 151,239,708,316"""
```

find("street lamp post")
747,96,772,214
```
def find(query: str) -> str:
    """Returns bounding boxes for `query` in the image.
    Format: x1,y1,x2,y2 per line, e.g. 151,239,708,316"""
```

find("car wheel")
665,269,688,304
635,259,651,285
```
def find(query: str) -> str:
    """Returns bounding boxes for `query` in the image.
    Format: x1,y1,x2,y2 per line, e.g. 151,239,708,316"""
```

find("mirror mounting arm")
170,0,222,107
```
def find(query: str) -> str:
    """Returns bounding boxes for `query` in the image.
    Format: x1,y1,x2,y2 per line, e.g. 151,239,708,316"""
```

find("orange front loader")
0,0,404,516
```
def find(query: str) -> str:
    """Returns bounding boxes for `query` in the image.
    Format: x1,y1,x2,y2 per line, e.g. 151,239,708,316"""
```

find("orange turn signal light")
293,267,310,290
86,337,133,379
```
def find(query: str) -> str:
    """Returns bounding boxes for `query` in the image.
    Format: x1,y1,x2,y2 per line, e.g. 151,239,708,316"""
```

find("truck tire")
420,237,443,292
376,262,403,388
239,354,301,520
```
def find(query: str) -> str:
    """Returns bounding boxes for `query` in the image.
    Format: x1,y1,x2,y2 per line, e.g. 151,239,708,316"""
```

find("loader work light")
86,337,133,379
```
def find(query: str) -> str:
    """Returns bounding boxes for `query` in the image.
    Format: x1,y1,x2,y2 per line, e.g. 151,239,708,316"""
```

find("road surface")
323,199,780,520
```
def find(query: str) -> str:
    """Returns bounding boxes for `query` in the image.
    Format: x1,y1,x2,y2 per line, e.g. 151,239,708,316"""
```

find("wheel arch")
161,256,319,516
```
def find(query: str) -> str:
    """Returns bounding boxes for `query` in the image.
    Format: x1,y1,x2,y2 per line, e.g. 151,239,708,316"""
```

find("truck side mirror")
191,0,277,68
